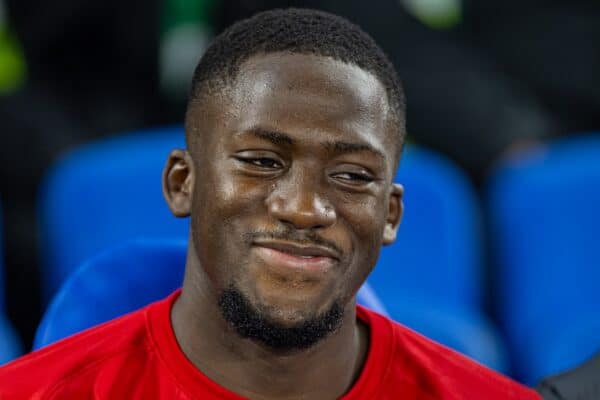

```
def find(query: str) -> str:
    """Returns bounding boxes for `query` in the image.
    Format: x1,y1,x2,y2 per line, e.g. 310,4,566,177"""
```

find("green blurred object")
160,0,216,100
0,3,26,95
161,0,216,34
402,0,462,30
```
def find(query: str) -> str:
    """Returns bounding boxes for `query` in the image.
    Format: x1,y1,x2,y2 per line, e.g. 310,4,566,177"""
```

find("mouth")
252,240,340,273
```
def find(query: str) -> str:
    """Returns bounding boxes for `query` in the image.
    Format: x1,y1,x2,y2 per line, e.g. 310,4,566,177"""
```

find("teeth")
300,255,315,259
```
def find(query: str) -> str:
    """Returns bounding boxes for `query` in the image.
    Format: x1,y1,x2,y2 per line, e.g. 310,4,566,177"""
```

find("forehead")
235,52,388,113
192,53,396,167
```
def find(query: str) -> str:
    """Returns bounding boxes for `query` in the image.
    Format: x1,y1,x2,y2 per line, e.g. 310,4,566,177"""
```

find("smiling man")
0,8,540,399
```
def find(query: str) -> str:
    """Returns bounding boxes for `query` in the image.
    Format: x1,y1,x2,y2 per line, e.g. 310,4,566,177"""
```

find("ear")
382,183,404,245
162,149,194,217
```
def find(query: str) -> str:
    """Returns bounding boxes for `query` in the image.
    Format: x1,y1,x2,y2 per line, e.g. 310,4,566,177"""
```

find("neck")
171,249,369,400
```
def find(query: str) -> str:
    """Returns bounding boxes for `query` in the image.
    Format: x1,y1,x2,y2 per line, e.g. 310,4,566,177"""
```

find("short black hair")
187,8,406,154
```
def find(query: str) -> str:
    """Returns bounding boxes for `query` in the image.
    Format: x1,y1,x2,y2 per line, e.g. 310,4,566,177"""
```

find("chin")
256,269,341,306
256,286,342,324
218,285,345,351
258,302,322,327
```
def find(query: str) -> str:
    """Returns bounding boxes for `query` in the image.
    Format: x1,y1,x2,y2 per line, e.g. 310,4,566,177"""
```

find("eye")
331,171,374,184
235,156,283,169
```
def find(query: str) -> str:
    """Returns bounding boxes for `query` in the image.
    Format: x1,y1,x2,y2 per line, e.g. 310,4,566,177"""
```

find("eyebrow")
247,128,294,146
323,140,386,160
242,127,385,160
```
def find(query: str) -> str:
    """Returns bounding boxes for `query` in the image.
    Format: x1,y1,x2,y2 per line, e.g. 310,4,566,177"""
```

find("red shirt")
0,292,540,399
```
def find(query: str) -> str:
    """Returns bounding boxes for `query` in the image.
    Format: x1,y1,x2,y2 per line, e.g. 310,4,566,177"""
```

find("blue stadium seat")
38,126,187,301
34,239,186,349
34,239,386,349
0,201,22,364
372,145,484,310
368,145,507,371
487,134,600,384
0,315,22,365
38,127,507,370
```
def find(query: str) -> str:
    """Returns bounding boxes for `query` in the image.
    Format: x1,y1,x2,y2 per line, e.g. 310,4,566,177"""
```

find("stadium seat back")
487,134,600,383
0,201,22,363
369,145,483,310
38,126,188,301
0,314,23,365
34,239,186,349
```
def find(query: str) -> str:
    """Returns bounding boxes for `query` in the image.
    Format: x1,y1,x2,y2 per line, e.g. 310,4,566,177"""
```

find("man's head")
163,8,405,351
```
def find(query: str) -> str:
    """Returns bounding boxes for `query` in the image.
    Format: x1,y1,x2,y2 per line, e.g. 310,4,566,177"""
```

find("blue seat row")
487,135,600,384
24,126,600,383
37,126,188,303
34,126,508,371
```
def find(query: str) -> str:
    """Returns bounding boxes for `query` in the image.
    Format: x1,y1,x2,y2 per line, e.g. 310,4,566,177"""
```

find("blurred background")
1,0,599,386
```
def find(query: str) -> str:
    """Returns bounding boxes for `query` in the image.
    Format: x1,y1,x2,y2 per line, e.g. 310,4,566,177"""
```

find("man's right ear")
162,149,194,217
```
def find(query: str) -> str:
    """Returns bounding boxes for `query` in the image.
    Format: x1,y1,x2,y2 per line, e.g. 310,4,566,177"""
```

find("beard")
218,285,344,352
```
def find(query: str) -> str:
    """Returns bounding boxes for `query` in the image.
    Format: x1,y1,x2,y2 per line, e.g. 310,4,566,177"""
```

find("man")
0,9,540,399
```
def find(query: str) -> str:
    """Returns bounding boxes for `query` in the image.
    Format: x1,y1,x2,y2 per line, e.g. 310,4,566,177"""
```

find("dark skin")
163,53,404,399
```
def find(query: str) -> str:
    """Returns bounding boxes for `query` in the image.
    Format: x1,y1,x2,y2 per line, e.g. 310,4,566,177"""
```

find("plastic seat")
38,126,188,301
34,239,387,349
34,239,186,349
372,145,483,310
368,145,507,371
0,315,22,365
0,201,22,364
487,134,600,384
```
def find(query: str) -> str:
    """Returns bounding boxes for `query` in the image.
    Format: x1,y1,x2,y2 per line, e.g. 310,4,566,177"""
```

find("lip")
252,240,340,273
252,240,340,260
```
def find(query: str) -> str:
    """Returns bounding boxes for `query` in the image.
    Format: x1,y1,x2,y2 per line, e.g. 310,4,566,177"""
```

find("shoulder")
360,307,541,400
0,303,157,399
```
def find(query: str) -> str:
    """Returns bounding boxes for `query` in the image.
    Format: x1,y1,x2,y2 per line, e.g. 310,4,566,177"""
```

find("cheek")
337,192,387,243
190,166,270,284
336,193,387,283
195,164,267,222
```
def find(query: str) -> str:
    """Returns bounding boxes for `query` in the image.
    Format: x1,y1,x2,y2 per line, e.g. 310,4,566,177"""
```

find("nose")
266,173,336,230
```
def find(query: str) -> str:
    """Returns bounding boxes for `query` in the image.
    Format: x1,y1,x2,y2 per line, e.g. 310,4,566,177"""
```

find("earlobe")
162,149,194,217
382,183,404,245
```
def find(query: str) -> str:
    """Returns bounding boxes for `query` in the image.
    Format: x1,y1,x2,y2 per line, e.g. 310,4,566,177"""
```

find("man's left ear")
382,183,404,245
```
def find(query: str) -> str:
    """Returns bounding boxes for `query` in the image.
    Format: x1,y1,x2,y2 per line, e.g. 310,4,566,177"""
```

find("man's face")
178,53,402,338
